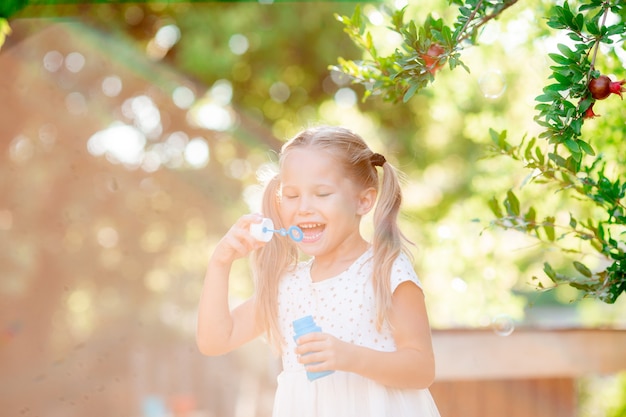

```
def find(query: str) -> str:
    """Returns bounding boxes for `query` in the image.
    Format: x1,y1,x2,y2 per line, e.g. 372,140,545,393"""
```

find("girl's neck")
310,238,370,282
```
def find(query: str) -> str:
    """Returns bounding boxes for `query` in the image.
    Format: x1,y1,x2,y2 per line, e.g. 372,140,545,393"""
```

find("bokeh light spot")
184,137,210,168
124,5,144,25
102,76,123,97
144,269,170,293
269,81,290,103
43,50,63,72
97,226,119,248
87,122,146,165
155,24,181,50
334,88,357,108
229,34,249,55
9,135,35,164
210,79,233,105
451,277,468,293
172,86,195,109
65,92,88,115
38,123,58,149
65,52,85,73
67,289,92,314
140,223,168,252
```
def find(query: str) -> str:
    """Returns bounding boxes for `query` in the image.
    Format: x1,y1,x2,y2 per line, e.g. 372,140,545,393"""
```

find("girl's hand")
294,332,352,373
211,214,267,266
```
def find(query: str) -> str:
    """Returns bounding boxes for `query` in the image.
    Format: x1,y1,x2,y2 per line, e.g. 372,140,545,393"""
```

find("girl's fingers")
212,214,266,263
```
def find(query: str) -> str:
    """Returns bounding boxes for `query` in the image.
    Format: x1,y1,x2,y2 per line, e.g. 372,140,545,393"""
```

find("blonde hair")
251,125,410,349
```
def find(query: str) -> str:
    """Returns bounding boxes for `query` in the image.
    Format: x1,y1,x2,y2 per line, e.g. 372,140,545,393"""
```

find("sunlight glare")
87,122,146,166
451,277,468,293
393,0,408,9
210,79,233,105
155,24,181,50
365,6,384,26
190,102,233,131
123,95,162,138
184,137,210,168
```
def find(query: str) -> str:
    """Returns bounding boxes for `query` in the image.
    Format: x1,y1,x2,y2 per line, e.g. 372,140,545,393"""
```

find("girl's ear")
357,187,377,216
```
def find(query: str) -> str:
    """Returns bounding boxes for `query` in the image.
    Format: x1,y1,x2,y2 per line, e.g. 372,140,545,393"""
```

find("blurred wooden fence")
429,328,626,417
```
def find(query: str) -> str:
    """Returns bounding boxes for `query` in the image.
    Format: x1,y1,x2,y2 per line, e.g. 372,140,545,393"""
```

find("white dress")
272,247,440,417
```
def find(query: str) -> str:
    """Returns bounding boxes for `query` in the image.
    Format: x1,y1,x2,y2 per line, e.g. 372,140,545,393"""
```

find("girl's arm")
295,281,436,389
196,214,265,356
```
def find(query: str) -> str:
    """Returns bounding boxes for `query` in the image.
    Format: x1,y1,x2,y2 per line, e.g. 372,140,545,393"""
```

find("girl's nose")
297,195,313,214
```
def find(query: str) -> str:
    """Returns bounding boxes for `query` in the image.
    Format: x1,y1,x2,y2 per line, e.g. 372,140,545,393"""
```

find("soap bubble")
478,69,507,99
491,314,515,336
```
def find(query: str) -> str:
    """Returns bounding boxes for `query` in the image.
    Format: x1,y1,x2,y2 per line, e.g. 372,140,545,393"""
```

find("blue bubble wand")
250,218,303,242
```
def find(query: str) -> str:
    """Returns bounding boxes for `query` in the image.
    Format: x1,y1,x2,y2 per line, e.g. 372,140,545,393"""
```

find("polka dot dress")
272,247,441,417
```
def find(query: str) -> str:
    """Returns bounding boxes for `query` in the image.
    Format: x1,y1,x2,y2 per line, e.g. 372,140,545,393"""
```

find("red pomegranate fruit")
588,75,626,100
421,43,445,75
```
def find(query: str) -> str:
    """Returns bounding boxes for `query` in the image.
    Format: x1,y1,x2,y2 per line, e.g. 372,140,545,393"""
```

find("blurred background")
1,1,625,416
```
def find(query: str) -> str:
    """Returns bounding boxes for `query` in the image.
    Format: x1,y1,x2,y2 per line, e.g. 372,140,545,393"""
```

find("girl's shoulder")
389,250,422,291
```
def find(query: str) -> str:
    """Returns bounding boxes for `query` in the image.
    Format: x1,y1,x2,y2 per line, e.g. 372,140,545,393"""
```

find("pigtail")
251,175,298,351
371,160,411,330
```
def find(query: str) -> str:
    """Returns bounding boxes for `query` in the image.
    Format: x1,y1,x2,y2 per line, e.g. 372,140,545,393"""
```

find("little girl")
197,125,440,417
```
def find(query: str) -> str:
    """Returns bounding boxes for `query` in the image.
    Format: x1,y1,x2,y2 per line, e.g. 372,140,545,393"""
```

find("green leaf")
570,281,596,291
544,216,555,241
488,196,504,218
564,138,580,154
574,13,584,32
548,152,567,168
535,147,545,164
544,262,557,282
352,4,364,35
548,53,571,66
504,190,520,216
573,261,592,278
545,83,569,92
577,139,595,156
402,83,419,103
524,136,537,161
557,43,577,60
525,206,536,231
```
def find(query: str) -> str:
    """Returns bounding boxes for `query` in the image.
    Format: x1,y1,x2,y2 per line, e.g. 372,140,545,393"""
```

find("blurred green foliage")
332,0,626,305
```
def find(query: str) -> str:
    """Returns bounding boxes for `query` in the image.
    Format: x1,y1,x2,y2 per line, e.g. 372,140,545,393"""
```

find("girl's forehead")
281,147,338,170
280,148,347,184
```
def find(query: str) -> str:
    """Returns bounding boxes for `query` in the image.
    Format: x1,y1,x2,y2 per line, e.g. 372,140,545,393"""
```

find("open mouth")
298,223,325,242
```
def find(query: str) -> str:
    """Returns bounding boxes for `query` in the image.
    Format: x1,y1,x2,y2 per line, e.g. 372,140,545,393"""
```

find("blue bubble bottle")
292,315,335,381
